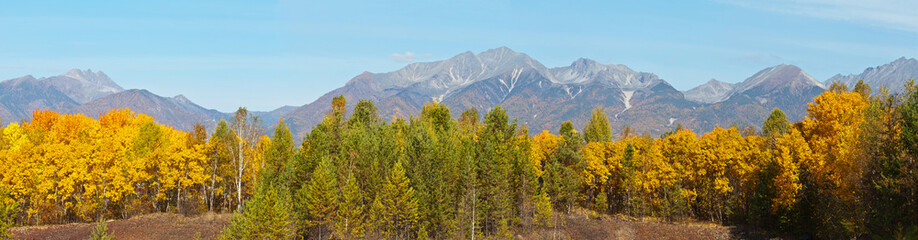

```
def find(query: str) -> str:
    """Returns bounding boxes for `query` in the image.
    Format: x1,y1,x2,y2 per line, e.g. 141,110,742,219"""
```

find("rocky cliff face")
827,57,918,94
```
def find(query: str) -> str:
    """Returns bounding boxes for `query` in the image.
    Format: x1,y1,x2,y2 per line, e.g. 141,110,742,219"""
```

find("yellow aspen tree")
530,130,561,177
581,142,609,191
800,90,868,201
770,128,811,209
99,109,144,217
659,129,700,204
635,138,679,215
580,141,624,202
696,127,763,222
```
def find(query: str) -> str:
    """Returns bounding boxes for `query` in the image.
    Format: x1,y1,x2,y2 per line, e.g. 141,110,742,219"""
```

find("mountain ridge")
2,49,914,138
826,57,918,93
281,47,829,137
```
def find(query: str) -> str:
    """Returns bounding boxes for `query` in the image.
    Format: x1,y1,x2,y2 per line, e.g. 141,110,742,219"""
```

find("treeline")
1,80,917,239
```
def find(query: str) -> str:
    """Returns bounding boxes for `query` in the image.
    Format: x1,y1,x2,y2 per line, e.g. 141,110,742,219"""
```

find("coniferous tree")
853,79,871,98
304,157,338,239
533,186,553,227
89,219,114,240
762,108,789,149
220,171,294,240
476,106,516,234
550,121,584,211
583,107,612,143
349,99,379,127
335,173,365,239
366,195,385,238
458,107,480,135
380,160,419,239
265,118,294,181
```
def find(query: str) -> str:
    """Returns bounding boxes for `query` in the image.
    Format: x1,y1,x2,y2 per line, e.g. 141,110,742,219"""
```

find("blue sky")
1,0,916,112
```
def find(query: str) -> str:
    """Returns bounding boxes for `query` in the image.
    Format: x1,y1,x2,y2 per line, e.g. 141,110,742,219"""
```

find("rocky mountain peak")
550,58,660,90
63,69,94,80
684,79,735,103
478,46,516,57
569,58,602,71
173,94,191,104
893,56,916,64
61,69,118,87
365,47,549,96
38,69,124,103
734,64,824,94
825,57,918,94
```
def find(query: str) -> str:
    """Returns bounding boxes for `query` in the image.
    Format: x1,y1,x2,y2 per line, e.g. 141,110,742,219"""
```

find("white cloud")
391,51,417,63
720,0,918,33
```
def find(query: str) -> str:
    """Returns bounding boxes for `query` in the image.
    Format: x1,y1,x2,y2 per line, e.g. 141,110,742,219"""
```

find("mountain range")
2,47,916,137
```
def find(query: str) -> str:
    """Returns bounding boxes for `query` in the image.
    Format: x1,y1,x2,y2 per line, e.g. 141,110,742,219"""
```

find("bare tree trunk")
235,136,245,211
229,108,261,212
209,162,217,212
177,178,182,213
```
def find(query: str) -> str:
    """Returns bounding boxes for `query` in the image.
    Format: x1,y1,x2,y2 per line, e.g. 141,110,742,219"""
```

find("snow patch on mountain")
549,58,664,89
621,90,634,110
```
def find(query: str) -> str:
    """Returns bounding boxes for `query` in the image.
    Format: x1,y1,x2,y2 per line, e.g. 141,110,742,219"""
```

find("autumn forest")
1,80,918,239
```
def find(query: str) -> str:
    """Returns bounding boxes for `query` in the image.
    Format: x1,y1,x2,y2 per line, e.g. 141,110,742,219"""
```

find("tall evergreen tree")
459,107,480,135
475,106,517,235
304,157,338,239
265,118,294,182
853,79,871,98
549,121,584,211
380,160,419,239
762,108,789,149
583,107,612,143
220,171,294,240
349,99,379,127
335,173,365,239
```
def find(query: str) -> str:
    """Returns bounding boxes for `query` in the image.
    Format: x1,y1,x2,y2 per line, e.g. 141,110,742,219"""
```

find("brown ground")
517,209,778,240
10,210,779,240
9,212,233,240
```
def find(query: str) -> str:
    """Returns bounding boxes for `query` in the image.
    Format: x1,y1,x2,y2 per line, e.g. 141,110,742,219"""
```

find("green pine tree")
348,99,379,127
89,219,114,240
265,118,295,181
583,107,612,143
534,186,553,227
477,106,516,234
380,160,419,239
305,157,338,239
220,170,294,240
335,173,365,239
367,195,386,238
762,108,788,149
